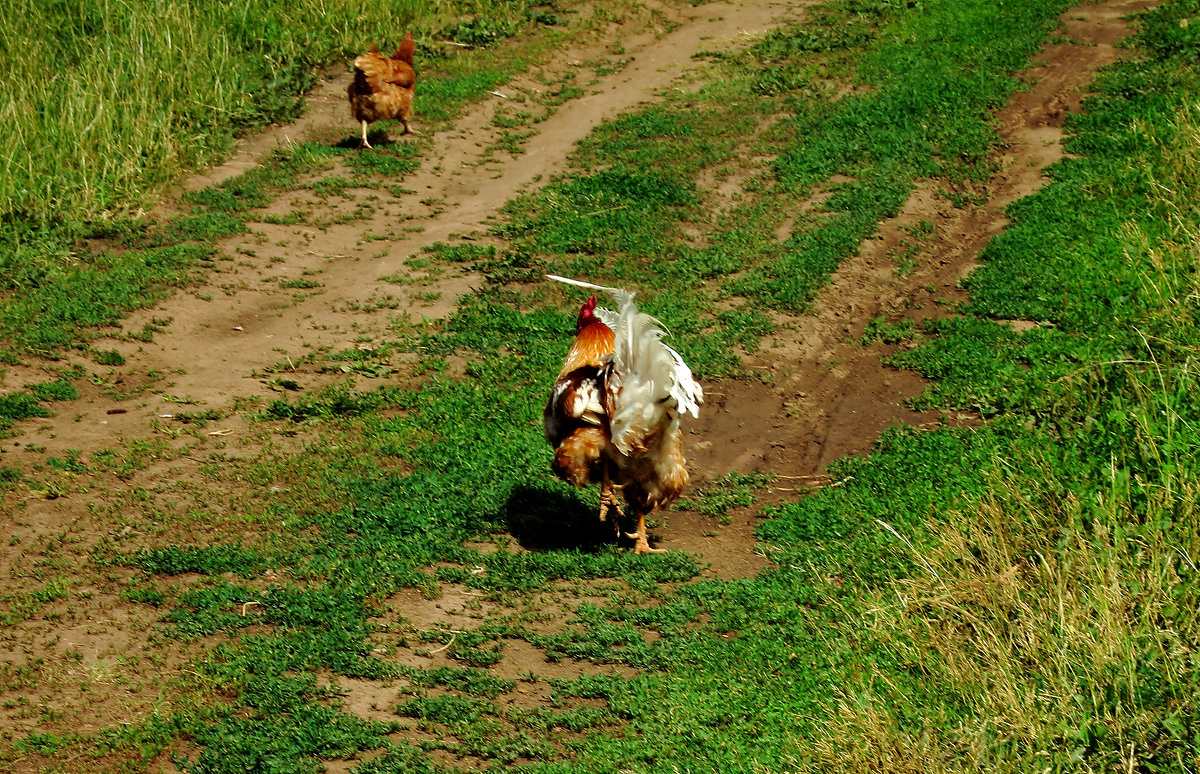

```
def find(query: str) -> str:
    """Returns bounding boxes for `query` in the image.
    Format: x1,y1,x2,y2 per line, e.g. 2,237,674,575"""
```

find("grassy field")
0,0,575,354
2,0,1199,772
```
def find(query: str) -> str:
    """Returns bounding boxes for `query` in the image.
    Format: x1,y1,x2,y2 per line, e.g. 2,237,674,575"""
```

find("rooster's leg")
359,121,373,149
598,463,623,536
626,512,665,555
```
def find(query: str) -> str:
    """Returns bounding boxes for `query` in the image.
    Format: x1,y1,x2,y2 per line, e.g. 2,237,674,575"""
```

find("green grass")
3,0,1200,772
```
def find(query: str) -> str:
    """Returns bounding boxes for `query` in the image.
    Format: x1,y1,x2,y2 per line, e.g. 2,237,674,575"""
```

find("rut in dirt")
671,0,1156,570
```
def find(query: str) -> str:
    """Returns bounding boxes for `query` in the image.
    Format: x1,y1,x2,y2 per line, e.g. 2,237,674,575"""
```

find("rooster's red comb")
575,295,598,332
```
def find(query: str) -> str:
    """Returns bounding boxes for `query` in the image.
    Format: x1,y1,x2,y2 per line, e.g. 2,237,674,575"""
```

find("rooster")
543,275,703,554
348,31,417,149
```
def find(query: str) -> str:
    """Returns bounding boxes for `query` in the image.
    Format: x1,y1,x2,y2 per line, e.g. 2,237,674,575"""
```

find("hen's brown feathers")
348,31,416,146
393,31,415,65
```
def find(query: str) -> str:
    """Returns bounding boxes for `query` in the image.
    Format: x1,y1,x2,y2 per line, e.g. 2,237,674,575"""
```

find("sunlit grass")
786,4,1200,768
3,0,1200,772
802,379,1199,770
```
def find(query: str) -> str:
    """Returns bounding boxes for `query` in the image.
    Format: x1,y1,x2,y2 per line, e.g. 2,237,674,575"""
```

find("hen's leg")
359,120,373,149
627,511,665,554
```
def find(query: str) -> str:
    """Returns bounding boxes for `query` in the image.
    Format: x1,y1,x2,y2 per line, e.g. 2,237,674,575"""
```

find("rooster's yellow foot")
626,531,666,554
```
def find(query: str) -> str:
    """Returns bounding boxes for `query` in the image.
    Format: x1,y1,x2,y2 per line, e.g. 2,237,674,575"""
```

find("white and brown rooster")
543,275,703,553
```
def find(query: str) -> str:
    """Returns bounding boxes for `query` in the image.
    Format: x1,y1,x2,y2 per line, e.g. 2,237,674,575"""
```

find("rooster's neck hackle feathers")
558,319,614,378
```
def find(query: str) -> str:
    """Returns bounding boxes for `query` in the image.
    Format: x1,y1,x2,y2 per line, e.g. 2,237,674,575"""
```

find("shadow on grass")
504,485,619,553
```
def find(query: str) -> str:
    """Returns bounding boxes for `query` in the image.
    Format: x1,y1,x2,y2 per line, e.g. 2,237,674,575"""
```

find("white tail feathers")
548,275,703,456
545,274,630,329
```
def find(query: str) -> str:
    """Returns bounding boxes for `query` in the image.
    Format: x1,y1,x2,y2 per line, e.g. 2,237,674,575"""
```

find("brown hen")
348,31,416,148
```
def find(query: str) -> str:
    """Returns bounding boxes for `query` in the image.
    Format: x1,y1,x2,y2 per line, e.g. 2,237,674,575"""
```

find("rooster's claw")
626,532,666,554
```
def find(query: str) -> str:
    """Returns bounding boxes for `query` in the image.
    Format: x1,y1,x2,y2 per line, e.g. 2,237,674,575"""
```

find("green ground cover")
1,0,1197,771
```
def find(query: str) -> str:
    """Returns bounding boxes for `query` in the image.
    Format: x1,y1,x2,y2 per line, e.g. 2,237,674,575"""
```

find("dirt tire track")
686,0,1157,483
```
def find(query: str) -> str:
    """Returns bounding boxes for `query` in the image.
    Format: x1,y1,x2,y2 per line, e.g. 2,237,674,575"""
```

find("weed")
92,349,126,366
0,380,79,434
279,278,322,290
860,316,916,344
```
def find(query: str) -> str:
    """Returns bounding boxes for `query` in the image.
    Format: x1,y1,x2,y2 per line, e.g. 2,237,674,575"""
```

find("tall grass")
806,412,1198,770
1,0,421,223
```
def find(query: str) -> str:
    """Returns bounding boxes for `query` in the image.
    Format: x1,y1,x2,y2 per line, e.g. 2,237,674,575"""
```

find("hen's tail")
394,31,415,64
